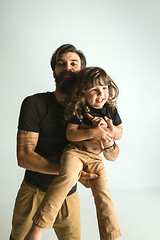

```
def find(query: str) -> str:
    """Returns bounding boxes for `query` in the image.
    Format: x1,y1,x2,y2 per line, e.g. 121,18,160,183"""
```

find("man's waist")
24,171,77,195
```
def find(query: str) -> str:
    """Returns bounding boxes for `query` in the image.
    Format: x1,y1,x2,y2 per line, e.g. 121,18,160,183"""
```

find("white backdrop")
1,0,160,207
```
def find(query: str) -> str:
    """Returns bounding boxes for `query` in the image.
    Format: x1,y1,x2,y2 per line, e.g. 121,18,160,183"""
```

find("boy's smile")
85,85,108,109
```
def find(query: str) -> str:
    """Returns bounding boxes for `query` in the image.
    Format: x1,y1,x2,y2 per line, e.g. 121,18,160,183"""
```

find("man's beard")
55,71,76,95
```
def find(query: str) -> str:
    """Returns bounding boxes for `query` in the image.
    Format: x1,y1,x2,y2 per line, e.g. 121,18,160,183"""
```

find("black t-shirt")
18,92,76,193
69,104,122,126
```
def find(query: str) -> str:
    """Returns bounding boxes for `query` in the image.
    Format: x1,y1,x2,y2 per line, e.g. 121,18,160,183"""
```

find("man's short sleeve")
18,95,43,132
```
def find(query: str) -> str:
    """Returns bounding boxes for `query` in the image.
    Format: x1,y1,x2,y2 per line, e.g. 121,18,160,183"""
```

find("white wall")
1,0,160,206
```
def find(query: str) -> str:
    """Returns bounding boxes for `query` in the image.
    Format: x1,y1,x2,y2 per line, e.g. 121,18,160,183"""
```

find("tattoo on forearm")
17,130,39,155
17,137,37,144
17,144,35,152
35,155,42,161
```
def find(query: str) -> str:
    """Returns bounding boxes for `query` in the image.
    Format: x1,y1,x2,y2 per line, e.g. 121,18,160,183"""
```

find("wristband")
103,140,116,153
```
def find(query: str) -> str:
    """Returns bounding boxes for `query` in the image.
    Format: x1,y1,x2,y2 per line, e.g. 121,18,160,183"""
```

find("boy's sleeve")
68,115,81,125
110,108,122,126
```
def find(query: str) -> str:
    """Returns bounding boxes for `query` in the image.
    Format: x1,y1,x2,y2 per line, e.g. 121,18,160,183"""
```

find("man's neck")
54,89,69,106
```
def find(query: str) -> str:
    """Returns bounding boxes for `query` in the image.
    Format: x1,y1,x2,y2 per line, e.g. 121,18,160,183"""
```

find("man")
10,44,118,240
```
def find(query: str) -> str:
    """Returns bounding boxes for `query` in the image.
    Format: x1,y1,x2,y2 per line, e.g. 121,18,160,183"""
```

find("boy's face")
85,79,108,109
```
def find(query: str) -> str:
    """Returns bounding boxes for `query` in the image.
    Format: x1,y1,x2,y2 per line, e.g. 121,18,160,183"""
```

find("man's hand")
78,170,98,188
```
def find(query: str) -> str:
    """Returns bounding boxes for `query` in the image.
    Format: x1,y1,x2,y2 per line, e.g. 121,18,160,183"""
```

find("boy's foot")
24,224,43,240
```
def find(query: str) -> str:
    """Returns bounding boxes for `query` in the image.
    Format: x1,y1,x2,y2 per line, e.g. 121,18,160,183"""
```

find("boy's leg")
86,161,121,240
33,148,83,229
10,180,45,240
53,191,81,240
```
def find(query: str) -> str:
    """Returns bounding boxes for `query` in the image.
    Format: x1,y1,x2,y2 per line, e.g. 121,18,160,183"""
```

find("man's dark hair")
50,44,86,71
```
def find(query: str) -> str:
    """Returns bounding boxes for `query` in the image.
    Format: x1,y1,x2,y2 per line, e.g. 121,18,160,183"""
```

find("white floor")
1,186,160,240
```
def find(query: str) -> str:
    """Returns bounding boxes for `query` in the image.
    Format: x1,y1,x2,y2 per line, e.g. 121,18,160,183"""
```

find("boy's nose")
98,89,103,95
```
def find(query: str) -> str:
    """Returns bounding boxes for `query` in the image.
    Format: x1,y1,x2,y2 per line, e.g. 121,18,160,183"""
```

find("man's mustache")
55,71,76,94
58,70,75,79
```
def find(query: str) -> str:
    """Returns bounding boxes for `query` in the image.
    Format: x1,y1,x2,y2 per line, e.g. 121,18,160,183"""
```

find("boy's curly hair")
64,67,119,122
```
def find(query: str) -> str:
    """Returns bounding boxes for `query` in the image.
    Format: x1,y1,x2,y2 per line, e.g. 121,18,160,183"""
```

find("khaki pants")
10,180,81,240
33,146,121,240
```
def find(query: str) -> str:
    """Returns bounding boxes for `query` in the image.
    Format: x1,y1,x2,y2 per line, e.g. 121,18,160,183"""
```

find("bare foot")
24,224,43,240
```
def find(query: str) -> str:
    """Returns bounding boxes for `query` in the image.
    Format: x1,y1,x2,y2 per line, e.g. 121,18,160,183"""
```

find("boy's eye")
91,88,97,92
103,86,108,90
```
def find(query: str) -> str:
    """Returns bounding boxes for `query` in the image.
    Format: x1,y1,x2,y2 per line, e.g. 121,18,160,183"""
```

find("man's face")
54,52,81,94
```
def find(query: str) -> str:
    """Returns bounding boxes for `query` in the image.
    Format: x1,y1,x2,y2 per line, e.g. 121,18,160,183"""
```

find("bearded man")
10,44,110,240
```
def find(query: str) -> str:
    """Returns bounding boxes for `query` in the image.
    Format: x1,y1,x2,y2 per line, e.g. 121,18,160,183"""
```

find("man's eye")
57,62,65,66
71,62,77,66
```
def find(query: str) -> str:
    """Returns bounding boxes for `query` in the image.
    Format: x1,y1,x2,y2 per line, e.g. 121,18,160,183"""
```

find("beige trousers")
33,145,121,240
10,180,81,240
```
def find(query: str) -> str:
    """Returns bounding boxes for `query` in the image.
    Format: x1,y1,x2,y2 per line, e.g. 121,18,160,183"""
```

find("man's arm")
17,130,60,174
17,129,98,183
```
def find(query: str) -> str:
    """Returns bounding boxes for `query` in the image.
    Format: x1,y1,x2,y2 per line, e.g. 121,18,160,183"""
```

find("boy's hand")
86,113,115,149
104,117,114,135
85,113,107,126
85,113,108,127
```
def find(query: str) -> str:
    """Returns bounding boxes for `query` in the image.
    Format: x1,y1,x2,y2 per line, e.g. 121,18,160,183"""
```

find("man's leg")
10,180,45,240
53,191,81,240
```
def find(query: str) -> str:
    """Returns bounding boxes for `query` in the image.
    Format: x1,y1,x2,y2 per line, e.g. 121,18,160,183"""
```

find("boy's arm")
105,117,123,140
66,123,112,143
85,113,123,140
102,139,120,161
113,124,123,140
